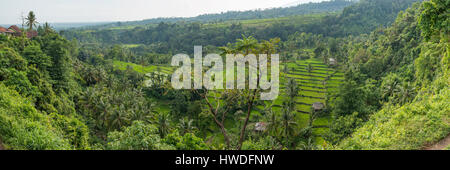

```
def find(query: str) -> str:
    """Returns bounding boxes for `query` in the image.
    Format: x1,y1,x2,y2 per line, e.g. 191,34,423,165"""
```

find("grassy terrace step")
298,94,325,100
299,88,326,93
294,71,344,80
287,72,328,78
297,105,313,112
291,69,338,76
113,60,174,74
279,89,327,98
286,75,344,83
326,80,344,85
292,65,334,71
298,84,327,90
300,86,328,92
291,68,343,76
296,64,329,69
295,80,340,87
297,97,324,105
300,91,326,98
295,60,327,64
287,76,324,82
280,82,340,90
296,101,316,106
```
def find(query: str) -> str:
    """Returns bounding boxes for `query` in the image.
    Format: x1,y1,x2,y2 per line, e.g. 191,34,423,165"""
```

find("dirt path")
424,134,450,150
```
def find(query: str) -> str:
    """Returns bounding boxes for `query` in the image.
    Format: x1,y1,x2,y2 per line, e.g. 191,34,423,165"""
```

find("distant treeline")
62,0,420,54
77,0,356,30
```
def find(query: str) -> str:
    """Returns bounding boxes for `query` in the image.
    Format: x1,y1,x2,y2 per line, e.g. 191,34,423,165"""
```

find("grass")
113,60,174,74
121,44,143,48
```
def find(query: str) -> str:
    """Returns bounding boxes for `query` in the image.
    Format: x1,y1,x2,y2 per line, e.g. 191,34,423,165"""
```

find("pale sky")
0,0,326,24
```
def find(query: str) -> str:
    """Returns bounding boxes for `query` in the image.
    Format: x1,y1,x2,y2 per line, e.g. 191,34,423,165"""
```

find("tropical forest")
0,0,448,150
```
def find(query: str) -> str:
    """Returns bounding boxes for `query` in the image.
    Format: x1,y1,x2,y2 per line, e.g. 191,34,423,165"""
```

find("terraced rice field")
280,58,343,144
113,58,343,145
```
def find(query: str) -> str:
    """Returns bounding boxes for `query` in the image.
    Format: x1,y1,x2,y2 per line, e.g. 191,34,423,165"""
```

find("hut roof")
329,58,337,65
312,102,324,110
0,27,13,33
8,25,21,33
255,122,267,131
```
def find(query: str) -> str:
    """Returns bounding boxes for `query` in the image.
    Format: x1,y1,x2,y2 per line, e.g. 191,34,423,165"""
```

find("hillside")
333,1,449,149
61,0,420,54
78,0,355,30
312,0,423,36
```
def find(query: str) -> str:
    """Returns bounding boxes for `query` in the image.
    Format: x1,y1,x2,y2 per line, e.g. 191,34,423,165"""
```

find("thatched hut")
312,102,324,112
329,58,337,66
254,122,267,132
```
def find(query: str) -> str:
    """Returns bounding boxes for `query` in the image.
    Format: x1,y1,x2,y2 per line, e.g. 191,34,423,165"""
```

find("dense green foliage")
313,0,422,36
1,0,448,150
0,83,88,149
331,0,450,149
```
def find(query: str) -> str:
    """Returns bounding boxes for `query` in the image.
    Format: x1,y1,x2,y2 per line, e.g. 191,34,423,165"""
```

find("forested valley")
0,0,448,150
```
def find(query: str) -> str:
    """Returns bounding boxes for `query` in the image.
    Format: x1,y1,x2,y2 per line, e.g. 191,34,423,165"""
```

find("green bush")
338,77,450,149
163,131,209,150
0,83,72,150
107,121,175,150
49,113,91,149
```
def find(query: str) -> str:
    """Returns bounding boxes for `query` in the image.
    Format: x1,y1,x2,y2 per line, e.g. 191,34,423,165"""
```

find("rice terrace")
113,51,344,146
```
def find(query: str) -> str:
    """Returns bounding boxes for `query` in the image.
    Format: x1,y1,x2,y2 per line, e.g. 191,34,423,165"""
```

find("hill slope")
336,0,449,150
62,0,421,54
83,0,355,30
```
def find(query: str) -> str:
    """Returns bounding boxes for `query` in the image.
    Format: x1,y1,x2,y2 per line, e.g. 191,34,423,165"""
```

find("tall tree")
25,11,38,30
281,101,297,148
157,112,171,138
285,78,299,112
43,22,54,35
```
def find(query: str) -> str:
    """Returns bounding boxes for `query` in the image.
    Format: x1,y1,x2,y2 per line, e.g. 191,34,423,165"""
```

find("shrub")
107,121,175,150
0,83,72,150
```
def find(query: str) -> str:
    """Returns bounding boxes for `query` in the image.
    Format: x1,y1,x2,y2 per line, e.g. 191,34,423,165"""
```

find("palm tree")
43,22,54,34
25,11,38,30
108,104,129,130
382,80,399,101
306,63,313,85
179,117,197,135
281,102,297,148
129,101,156,122
235,35,259,55
306,63,313,74
79,87,97,114
283,63,289,75
262,102,280,138
260,38,280,60
96,97,111,131
158,112,171,138
218,43,235,56
299,138,318,150
285,78,299,112
309,108,319,127
394,82,416,105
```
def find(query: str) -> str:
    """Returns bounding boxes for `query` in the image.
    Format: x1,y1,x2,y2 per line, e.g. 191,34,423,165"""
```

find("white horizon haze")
0,0,326,24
